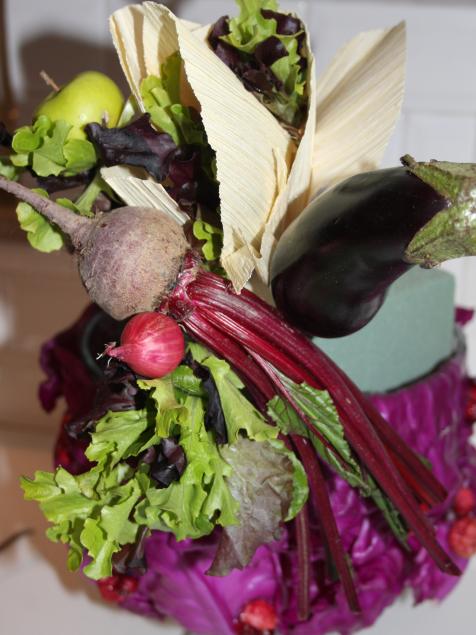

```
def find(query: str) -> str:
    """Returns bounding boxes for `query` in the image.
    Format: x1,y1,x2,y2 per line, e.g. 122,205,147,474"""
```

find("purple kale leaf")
143,437,187,488
261,9,303,36
86,114,177,182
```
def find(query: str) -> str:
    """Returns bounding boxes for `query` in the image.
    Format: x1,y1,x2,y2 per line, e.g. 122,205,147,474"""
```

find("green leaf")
141,53,210,148
15,188,64,252
86,409,150,468
117,94,140,127
72,173,107,217
12,116,50,153
193,220,223,261
219,0,307,127
208,436,295,576
9,153,29,168
21,470,60,501
0,158,22,180
225,1,278,53
189,343,277,442
63,138,97,173
267,438,308,521
81,518,119,579
267,376,408,545
138,377,185,438
11,115,98,177
171,365,205,396
100,479,141,543
138,393,239,540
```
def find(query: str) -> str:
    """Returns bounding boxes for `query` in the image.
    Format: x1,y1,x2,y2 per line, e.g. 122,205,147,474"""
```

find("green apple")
34,71,124,140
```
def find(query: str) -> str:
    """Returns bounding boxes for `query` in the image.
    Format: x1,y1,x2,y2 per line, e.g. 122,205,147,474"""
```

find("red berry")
453,487,476,517
97,574,139,603
448,517,476,558
240,599,278,632
97,576,122,603
465,380,476,422
118,575,139,594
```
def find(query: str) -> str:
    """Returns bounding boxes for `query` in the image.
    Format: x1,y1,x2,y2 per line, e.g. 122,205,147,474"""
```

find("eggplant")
271,156,476,338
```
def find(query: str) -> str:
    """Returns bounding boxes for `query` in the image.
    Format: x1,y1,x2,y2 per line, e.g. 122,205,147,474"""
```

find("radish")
0,173,460,615
271,156,476,337
105,312,185,378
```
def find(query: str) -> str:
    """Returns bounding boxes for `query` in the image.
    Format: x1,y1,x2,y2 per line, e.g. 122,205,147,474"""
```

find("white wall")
3,0,476,369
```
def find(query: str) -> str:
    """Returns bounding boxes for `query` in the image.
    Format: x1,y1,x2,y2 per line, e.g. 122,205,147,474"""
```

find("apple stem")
39,70,60,92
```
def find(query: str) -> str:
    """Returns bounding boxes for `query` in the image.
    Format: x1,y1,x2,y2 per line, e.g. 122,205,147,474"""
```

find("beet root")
0,176,189,320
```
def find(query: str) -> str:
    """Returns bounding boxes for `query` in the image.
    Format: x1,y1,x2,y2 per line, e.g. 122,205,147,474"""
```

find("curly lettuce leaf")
188,343,277,442
21,407,152,580
214,0,307,127
134,382,239,540
21,352,308,580
225,0,279,53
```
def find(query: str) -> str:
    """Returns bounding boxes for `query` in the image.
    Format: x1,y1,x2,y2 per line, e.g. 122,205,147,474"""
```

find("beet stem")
293,435,361,614
0,175,91,246
196,300,446,521
294,502,312,621
173,268,460,575
339,379,448,506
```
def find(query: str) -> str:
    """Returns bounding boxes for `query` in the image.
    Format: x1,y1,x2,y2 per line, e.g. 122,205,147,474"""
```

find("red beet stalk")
163,255,459,578
189,269,449,507
182,306,358,614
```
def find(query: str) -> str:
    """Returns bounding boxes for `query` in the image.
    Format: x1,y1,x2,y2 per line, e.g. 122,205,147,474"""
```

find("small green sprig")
11,115,97,177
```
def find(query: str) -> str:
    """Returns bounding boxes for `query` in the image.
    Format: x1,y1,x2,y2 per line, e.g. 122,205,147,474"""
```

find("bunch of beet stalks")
163,252,459,619
0,175,459,620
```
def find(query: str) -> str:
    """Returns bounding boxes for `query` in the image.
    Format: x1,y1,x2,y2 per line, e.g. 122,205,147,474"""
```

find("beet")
271,156,476,338
0,175,189,320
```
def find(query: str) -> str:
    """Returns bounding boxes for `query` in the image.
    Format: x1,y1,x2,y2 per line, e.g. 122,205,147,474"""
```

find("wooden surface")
0,215,88,434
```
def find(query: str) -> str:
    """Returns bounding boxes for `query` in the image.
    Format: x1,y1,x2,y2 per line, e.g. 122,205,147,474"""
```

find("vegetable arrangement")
2,0,476,632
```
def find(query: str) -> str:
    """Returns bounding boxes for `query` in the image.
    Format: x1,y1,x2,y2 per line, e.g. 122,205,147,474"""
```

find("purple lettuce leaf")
208,438,293,576
86,114,177,182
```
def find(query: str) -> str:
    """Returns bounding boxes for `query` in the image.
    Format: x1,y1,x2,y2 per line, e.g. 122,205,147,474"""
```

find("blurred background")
0,1,475,633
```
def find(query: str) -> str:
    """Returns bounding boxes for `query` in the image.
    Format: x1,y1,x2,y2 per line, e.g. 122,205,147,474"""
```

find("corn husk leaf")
110,4,200,113
145,3,296,291
310,22,406,196
109,5,148,106
256,23,316,283
101,165,188,226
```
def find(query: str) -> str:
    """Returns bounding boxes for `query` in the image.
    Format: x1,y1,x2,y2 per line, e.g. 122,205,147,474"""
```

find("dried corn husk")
256,23,317,283
101,165,189,225
311,22,406,196
146,3,296,291
108,4,198,227
107,3,406,291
